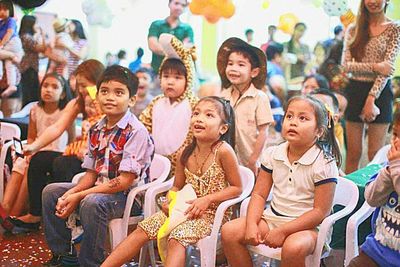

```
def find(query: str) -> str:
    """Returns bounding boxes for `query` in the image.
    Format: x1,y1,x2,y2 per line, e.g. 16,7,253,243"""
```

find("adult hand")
263,228,287,248
360,96,380,123
374,61,394,76
244,223,264,246
185,196,211,219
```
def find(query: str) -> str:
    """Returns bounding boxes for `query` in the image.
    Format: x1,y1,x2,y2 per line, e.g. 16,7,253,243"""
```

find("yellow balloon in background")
262,0,270,9
278,13,299,34
340,9,355,27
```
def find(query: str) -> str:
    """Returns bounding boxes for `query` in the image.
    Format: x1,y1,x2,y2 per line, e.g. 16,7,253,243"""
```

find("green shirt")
148,19,194,73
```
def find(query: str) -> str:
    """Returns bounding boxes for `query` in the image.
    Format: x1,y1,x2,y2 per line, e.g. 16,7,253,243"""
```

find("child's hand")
185,196,211,219
388,138,400,162
244,225,264,246
263,228,287,248
161,202,169,215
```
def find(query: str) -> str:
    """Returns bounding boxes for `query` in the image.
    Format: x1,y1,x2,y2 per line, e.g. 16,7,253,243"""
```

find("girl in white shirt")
222,95,341,267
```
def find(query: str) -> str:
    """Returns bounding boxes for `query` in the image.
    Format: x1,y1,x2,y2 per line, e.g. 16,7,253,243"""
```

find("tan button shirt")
220,84,273,166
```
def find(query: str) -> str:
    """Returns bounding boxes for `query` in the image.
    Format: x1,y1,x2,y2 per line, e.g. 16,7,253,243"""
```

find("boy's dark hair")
310,88,339,113
136,67,154,81
97,65,139,97
180,96,235,166
266,43,284,61
159,58,187,79
334,25,343,36
0,0,14,17
38,72,72,110
229,46,261,69
19,15,36,36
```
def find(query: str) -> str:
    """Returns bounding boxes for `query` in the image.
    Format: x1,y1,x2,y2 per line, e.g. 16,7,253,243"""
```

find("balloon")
189,0,235,24
12,0,47,8
340,9,355,27
323,0,348,16
262,0,270,9
278,13,299,34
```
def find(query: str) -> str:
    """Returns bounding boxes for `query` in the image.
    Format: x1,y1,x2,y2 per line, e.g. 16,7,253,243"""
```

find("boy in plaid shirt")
42,65,154,267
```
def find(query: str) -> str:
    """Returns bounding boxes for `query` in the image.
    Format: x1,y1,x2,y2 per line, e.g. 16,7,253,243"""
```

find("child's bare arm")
0,29,13,48
248,123,269,172
27,108,37,144
246,169,273,226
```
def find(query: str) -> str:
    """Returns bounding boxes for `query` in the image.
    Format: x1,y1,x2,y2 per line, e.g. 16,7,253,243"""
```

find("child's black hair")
285,95,342,167
180,96,235,166
303,74,330,90
159,58,187,79
266,43,284,61
228,46,260,69
96,65,139,97
0,0,14,17
38,72,72,110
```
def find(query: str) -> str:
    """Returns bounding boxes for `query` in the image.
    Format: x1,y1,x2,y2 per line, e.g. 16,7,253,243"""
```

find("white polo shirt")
261,142,338,218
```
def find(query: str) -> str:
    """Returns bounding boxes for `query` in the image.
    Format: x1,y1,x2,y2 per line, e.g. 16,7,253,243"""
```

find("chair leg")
148,241,157,266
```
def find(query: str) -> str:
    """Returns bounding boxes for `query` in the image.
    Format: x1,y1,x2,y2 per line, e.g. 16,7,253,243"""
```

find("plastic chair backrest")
0,122,21,142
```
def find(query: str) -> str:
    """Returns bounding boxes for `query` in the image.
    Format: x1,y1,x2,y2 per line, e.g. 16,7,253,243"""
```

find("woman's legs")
280,230,317,267
164,239,186,267
345,121,365,174
1,171,24,214
367,123,390,162
101,227,149,267
222,217,270,267
9,170,29,216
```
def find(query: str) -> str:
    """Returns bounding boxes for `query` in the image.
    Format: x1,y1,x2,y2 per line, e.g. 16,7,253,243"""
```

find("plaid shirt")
82,111,154,183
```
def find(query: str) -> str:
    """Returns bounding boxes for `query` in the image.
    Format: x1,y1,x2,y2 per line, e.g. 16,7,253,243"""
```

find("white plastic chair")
241,176,359,267
71,154,171,250
344,144,389,266
140,166,255,267
10,101,37,118
0,122,21,201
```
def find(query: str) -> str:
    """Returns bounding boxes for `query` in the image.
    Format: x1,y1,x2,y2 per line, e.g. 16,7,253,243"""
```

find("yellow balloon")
262,0,270,9
278,13,299,34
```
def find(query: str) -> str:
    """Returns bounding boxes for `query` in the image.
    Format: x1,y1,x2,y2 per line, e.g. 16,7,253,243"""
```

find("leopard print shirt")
342,21,400,98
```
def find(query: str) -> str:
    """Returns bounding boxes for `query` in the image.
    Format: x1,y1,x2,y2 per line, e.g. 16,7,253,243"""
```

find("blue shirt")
0,18,17,39
267,61,284,82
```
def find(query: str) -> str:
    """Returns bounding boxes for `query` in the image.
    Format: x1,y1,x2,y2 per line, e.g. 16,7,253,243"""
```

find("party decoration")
277,13,299,34
12,0,46,8
22,8,35,15
340,9,355,27
262,0,270,9
82,0,113,28
323,0,348,16
189,0,235,24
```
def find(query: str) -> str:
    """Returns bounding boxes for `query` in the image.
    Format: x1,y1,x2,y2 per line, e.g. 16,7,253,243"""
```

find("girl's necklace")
193,147,213,175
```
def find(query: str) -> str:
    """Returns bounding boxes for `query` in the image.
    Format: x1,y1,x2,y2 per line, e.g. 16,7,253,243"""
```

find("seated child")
101,96,242,267
218,37,273,174
222,95,341,267
140,33,198,175
41,65,154,266
348,110,400,267
131,67,154,117
0,73,72,230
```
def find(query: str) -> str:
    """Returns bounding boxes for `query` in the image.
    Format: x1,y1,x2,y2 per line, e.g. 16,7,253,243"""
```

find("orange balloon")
220,2,235,18
203,6,220,24
189,0,205,15
278,13,299,34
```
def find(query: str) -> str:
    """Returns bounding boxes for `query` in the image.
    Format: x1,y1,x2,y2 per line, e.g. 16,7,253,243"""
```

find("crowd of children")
0,0,399,266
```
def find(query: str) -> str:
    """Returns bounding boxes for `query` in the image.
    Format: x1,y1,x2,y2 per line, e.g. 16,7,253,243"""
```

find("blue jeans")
42,182,142,267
